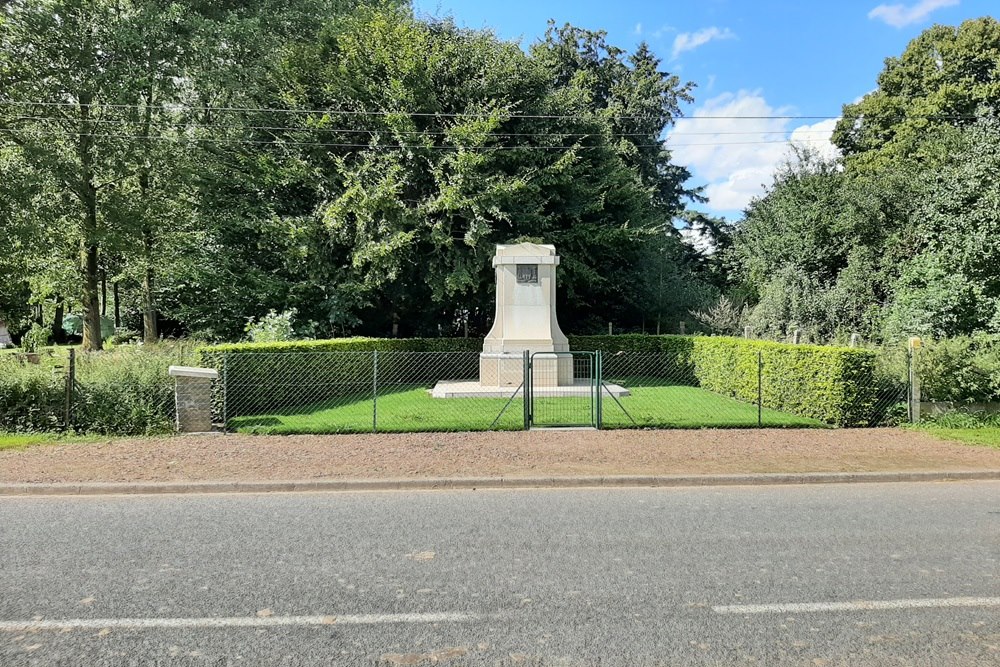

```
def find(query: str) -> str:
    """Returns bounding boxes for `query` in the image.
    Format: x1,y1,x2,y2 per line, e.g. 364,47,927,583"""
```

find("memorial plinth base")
431,380,630,399
478,352,574,387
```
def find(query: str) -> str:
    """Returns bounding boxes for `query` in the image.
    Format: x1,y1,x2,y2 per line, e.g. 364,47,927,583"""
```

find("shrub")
572,334,885,426
0,355,65,431
71,348,184,435
198,337,484,418
21,323,50,353
244,309,299,343
694,337,884,426
0,344,198,435
918,336,1000,403
107,328,142,346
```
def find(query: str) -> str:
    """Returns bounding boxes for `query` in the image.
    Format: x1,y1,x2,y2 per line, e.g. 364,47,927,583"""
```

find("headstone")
850,333,860,348
480,243,571,387
168,366,219,433
744,325,752,340
0,320,11,347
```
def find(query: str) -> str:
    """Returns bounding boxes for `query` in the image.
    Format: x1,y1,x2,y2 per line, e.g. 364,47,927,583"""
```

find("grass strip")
0,433,101,451
919,427,1000,450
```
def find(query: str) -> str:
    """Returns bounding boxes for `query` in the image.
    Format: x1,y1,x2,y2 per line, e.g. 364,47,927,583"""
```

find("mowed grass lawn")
229,384,824,434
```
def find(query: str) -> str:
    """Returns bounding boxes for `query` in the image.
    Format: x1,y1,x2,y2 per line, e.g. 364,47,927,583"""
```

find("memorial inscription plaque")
516,264,538,284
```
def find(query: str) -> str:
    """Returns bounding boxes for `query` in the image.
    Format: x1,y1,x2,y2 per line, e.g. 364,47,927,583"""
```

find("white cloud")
651,25,675,40
666,90,841,215
634,22,643,36
868,0,959,28
671,27,735,60
680,226,717,254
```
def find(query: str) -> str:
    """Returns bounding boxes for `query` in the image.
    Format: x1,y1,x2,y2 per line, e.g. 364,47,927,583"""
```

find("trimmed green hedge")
198,337,482,356
199,338,483,417
570,335,884,426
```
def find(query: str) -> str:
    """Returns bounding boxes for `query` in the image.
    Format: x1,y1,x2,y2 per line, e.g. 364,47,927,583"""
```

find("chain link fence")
215,350,909,433
0,345,909,435
221,351,526,433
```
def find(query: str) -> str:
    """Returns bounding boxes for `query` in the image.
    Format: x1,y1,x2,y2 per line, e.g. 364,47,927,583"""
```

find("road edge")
1,470,998,496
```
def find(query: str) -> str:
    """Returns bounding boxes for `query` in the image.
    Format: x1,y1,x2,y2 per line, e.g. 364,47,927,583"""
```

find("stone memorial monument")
432,243,627,398
479,242,572,387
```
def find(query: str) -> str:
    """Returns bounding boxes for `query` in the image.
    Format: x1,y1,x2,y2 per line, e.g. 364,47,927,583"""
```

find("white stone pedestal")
476,352,575,388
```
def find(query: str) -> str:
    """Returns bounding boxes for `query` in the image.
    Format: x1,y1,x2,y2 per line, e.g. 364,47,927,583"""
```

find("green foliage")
690,295,745,336
199,337,484,417
693,337,883,426
921,411,1000,429
914,336,1000,403
732,20,1000,345
0,356,65,432
833,17,1000,167
107,328,142,346
20,323,50,353
0,345,196,435
244,309,300,344
200,337,483,357
574,334,884,426
71,349,184,436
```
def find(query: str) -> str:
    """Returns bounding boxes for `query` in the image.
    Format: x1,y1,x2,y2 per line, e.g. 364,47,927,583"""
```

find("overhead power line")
0,127,838,149
1,98,843,120
0,100,989,124
3,113,840,138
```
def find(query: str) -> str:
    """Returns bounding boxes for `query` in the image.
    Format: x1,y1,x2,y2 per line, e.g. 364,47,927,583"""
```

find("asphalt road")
1,481,998,666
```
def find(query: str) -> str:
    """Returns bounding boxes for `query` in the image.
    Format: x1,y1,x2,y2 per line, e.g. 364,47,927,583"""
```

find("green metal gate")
526,351,600,428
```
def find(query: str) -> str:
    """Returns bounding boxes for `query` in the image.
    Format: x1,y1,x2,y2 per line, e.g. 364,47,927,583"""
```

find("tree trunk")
101,269,107,317
142,229,158,343
391,312,400,338
113,282,121,328
79,96,103,351
140,67,159,345
52,295,65,344
80,235,101,351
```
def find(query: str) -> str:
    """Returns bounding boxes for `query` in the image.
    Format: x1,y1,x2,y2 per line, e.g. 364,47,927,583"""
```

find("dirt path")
1,429,998,484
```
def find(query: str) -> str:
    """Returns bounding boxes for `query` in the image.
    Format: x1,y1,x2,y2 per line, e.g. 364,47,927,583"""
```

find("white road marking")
0,612,477,632
713,597,1000,615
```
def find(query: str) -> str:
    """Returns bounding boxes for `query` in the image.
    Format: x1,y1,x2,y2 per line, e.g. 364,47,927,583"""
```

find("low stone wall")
921,401,1000,416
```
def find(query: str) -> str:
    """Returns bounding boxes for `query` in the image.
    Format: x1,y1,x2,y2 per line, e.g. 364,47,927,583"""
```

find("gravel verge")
1,428,998,484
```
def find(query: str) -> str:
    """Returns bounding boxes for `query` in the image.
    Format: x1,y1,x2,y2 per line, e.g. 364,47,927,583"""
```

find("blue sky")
412,0,998,221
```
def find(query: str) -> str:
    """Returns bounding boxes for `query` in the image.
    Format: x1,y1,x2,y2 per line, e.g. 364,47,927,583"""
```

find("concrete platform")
431,380,630,399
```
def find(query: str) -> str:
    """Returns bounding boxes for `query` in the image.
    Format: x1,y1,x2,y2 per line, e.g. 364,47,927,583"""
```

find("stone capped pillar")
168,366,219,433
480,243,571,387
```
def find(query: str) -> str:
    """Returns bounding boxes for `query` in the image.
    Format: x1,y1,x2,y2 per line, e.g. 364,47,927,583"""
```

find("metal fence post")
596,350,603,429
64,348,76,431
757,350,763,427
372,350,378,433
908,337,921,423
522,350,530,430
222,352,229,433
